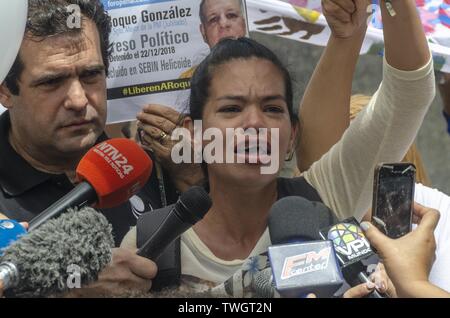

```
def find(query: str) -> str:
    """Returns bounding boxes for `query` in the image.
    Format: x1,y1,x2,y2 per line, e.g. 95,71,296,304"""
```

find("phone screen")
373,165,415,239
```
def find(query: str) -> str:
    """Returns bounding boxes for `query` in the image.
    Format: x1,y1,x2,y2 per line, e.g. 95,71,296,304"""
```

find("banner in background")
103,0,249,124
247,0,450,72
103,0,450,123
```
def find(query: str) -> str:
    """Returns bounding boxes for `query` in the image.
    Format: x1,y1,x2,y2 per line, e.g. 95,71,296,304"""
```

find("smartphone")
372,163,416,239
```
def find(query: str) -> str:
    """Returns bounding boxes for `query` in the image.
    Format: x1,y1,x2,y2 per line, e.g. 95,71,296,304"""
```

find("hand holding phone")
372,163,416,239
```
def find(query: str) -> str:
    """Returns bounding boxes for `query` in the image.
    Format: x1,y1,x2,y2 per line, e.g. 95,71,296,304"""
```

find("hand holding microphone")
67,248,158,298
342,263,396,298
319,217,390,298
210,197,394,299
210,197,345,298
130,186,211,293
307,263,396,298
2,183,210,297
264,197,392,298
361,204,449,298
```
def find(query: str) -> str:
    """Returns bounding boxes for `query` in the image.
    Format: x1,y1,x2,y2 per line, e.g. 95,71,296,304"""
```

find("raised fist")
322,0,370,38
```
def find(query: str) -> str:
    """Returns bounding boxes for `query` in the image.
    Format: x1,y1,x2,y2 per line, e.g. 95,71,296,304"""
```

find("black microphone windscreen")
178,186,212,224
269,196,338,244
0,207,114,297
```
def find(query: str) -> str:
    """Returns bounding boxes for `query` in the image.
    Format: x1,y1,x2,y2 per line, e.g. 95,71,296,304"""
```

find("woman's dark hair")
4,0,111,95
189,37,298,125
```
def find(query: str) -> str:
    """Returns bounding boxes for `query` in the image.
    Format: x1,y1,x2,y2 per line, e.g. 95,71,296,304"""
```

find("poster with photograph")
103,0,249,124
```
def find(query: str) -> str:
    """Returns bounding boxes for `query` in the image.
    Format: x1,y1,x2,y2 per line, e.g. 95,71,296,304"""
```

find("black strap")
277,177,323,202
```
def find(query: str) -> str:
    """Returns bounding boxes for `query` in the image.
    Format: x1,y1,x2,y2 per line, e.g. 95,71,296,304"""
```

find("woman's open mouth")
234,137,272,165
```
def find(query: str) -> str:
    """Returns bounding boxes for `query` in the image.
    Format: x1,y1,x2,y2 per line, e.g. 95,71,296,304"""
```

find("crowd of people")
0,0,449,298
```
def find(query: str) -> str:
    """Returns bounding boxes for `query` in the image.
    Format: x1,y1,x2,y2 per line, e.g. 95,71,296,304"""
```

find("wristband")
385,0,396,17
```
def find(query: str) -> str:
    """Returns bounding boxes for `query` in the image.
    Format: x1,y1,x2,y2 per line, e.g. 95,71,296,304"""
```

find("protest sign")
103,0,249,123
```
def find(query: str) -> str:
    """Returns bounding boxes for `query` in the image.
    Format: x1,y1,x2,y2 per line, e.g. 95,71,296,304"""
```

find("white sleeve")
414,183,450,292
303,57,435,221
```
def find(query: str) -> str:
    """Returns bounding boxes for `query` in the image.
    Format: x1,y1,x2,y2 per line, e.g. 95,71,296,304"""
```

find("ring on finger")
158,131,170,143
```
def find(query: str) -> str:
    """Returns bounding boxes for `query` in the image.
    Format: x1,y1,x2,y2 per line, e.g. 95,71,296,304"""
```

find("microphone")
0,220,27,255
319,218,386,298
268,197,338,243
209,253,277,298
137,186,212,260
267,197,344,298
0,207,114,297
251,267,277,298
28,138,153,231
210,197,343,298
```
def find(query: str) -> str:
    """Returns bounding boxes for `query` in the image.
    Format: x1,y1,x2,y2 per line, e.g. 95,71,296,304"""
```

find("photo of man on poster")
200,0,248,48
180,0,248,79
